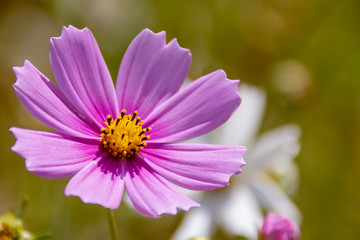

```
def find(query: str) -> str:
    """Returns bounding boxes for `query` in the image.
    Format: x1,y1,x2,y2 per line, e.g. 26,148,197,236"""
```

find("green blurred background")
1,0,359,239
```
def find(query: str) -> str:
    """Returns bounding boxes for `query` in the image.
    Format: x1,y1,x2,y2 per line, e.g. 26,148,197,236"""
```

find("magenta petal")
116,29,191,117
65,155,125,209
124,156,199,217
10,127,100,178
50,25,118,126
12,60,98,138
141,143,246,191
261,213,300,240
145,70,241,142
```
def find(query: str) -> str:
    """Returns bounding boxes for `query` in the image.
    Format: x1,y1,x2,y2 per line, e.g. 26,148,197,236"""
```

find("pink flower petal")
144,70,241,142
65,156,125,209
211,84,267,146
50,25,118,127
124,156,199,217
12,60,98,138
10,127,100,178
141,143,246,191
116,29,191,117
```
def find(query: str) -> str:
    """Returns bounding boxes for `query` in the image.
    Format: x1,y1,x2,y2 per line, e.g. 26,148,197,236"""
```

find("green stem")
106,208,120,240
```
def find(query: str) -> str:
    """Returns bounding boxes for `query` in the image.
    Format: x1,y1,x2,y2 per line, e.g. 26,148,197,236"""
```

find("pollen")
100,110,151,160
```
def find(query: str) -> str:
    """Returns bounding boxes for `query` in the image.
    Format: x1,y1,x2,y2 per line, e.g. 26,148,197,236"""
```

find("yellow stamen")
100,110,150,160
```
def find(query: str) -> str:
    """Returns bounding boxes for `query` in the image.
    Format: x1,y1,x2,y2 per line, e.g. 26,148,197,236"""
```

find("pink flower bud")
260,213,300,240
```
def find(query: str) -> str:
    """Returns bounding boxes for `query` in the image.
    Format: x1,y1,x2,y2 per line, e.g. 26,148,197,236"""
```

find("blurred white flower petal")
247,124,301,195
171,200,215,240
249,124,301,170
250,172,302,225
275,158,300,196
219,185,262,240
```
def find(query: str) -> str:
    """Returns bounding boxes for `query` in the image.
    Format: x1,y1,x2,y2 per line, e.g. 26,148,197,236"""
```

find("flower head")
0,223,15,240
0,211,34,240
260,213,300,240
10,26,246,217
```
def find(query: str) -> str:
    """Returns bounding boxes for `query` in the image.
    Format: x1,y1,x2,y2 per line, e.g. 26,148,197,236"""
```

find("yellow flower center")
100,110,151,160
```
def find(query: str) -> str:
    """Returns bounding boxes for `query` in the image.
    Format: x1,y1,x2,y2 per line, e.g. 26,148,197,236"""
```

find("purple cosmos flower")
10,25,246,217
260,213,300,240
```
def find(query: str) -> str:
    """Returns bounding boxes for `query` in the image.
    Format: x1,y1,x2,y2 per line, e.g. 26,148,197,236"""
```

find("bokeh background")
1,0,359,239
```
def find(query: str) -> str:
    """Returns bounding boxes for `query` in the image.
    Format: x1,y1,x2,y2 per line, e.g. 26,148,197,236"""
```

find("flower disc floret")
100,109,151,159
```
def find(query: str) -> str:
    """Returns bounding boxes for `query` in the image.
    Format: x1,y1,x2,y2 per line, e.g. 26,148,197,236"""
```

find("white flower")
172,84,302,240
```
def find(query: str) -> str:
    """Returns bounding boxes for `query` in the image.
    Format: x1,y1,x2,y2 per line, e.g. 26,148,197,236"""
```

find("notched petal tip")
50,25,90,43
137,28,189,53
218,70,241,90
238,145,247,165
166,200,201,217
167,38,191,56
64,190,121,209
64,159,125,209
212,70,239,88
148,201,200,218
137,28,166,42
64,24,86,30
211,69,243,111
12,60,34,89
141,28,165,36
12,59,27,71
9,127,20,154
65,25,90,34
231,79,241,90
173,201,201,215
12,59,32,78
